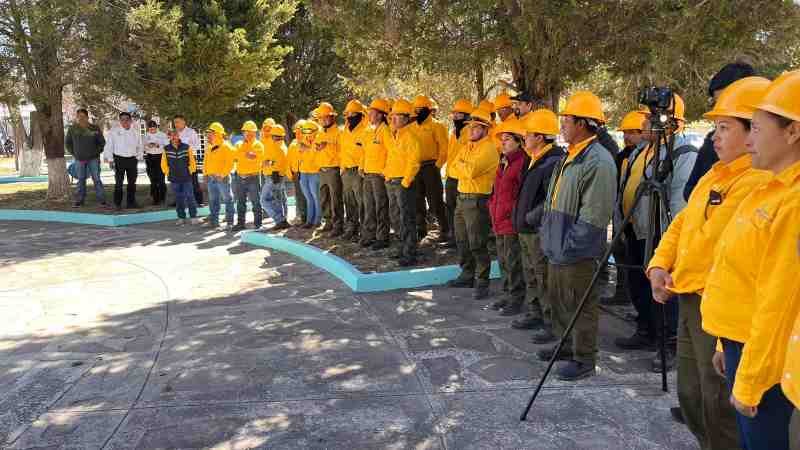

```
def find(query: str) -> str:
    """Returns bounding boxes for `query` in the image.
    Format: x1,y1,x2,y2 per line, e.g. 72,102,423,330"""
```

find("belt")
207,175,229,182
387,177,403,185
238,173,260,179
364,173,384,178
320,166,338,172
421,160,437,167
343,166,359,172
458,193,489,199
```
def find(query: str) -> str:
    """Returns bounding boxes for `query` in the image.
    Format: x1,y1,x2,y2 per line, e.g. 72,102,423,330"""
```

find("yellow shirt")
701,161,800,407
782,259,800,408
339,120,369,169
454,135,499,195
361,122,390,175
648,155,769,294
432,119,449,168
445,130,470,179
550,136,595,205
315,125,341,168
261,139,288,177
299,145,320,174
234,139,265,176
384,125,422,188
410,119,440,163
622,145,655,217
286,140,302,179
203,140,234,177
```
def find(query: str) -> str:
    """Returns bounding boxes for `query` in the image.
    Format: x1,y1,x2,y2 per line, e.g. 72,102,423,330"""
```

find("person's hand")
730,394,758,418
246,151,256,160
648,268,675,304
712,351,726,377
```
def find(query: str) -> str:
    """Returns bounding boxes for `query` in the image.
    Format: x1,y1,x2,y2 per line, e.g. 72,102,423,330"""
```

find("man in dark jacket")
66,108,106,207
507,109,565,341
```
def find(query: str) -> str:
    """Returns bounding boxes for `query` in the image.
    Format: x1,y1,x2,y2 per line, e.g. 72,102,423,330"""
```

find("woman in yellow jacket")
297,121,322,228
647,77,772,450
701,71,800,450
286,121,306,225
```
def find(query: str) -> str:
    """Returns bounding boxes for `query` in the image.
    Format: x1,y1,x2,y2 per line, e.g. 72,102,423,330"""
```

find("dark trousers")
723,338,793,450
549,260,599,365
341,168,363,235
235,174,262,227
519,232,549,322
678,294,740,450
145,154,166,204
292,176,307,223
113,155,138,207
497,234,525,304
319,168,344,232
172,180,197,219
791,409,800,450
386,180,417,259
415,163,448,236
192,172,203,205
626,231,678,343
445,177,458,241
454,194,491,285
362,174,389,243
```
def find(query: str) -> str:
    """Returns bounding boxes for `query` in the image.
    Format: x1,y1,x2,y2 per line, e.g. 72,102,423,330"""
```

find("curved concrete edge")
240,230,501,293
0,176,48,184
0,207,211,227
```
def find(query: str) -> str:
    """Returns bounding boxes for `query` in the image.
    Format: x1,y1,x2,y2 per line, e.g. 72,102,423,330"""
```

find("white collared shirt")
177,127,201,152
104,126,143,160
144,131,169,155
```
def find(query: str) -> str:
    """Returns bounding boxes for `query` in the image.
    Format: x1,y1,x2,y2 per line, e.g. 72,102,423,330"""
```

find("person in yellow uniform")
384,98,423,266
412,94,449,241
340,99,369,241
700,71,800,450
203,122,235,229
445,107,500,299
443,99,474,247
232,120,265,231
297,120,322,229
360,98,392,249
646,77,772,450
494,93,516,122
314,102,344,236
286,121,306,225
260,124,290,231
782,268,800,450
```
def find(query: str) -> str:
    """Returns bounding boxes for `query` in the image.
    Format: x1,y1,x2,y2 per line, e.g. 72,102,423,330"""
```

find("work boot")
531,328,557,344
473,285,490,300
231,223,246,232
556,360,596,381
390,250,404,260
536,345,573,362
72,201,82,208
446,278,474,288
371,240,389,250
272,221,290,231
398,257,417,267
511,313,544,330
328,228,344,238
614,331,656,351
651,346,677,373
360,240,375,248
499,302,523,316
487,299,508,311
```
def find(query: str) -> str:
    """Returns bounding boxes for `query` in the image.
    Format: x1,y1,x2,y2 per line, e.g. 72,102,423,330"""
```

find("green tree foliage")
88,0,297,128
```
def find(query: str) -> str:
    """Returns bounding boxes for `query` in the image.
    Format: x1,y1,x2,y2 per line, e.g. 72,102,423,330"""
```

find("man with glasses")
104,112,143,210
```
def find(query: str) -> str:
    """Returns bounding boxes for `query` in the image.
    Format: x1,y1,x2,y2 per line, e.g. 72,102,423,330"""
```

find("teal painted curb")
0,207,213,227
241,231,501,293
0,176,48,184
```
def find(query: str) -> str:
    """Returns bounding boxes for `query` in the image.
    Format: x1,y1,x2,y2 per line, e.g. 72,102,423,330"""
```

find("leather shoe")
446,278,474,288
556,360,596,381
499,303,523,316
537,345,573,362
614,331,656,351
531,328,557,344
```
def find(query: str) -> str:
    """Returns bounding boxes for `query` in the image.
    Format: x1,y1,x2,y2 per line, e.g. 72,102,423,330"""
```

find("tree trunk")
36,87,70,200
18,111,43,177
46,157,69,200
474,60,485,102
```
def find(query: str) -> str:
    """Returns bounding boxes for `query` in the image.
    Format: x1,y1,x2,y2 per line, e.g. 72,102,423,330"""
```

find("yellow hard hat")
495,118,526,137
465,108,494,128
270,124,286,137
241,120,259,132
293,119,307,131
478,100,495,114
314,102,337,117
521,109,560,136
390,98,414,116
369,98,391,114
206,122,226,136
298,120,320,134
704,76,772,121
452,99,474,115
560,91,606,123
494,93,513,111
750,70,800,122
262,118,276,129
344,99,366,115
618,111,648,131
413,94,433,109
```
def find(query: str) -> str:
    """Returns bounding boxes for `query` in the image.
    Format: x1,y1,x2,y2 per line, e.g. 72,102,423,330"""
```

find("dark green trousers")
386,180,417,258
549,260,598,365
497,234,525,304
518,232,549,322
361,174,389,243
454,194,491,285
341,168,363,235
319,168,343,232
677,293,740,450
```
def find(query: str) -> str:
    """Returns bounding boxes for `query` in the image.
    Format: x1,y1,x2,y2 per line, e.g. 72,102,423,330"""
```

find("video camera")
639,86,675,130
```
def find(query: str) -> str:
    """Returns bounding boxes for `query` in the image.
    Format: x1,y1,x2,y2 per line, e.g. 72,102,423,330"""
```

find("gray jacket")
614,134,698,240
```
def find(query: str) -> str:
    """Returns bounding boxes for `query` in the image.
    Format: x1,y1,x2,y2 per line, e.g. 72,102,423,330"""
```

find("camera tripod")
521,115,677,421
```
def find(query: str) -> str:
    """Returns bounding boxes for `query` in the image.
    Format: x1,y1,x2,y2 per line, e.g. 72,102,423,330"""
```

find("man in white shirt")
174,114,204,205
144,120,169,205
104,112,144,209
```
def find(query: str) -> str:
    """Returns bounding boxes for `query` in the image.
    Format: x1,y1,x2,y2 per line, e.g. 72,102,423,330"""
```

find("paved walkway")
0,220,697,449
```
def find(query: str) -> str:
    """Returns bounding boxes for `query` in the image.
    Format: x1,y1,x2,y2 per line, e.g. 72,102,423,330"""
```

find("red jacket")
489,149,526,235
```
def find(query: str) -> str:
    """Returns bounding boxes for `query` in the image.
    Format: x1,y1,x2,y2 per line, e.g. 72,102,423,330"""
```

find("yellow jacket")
315,125,341,168
453,136,499,195
384,125,422,188
432,119,449,168
234,139,265,176
701,160,800,407
339,119,369,169
286,140,302,179
412,117,447,165
261,139,288,177
203,140,234,177
647,155,770,294
299,145,320,174
361,122,390,175
782,274,800,409
445,130,470,179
